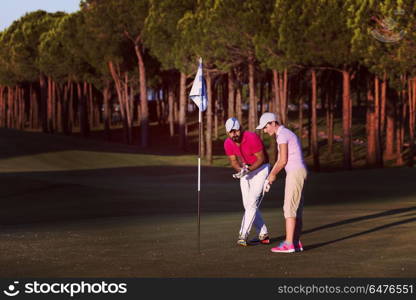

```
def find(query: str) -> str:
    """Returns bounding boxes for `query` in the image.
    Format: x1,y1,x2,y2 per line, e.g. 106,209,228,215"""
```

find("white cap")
225,117,240,132
256,112,279,129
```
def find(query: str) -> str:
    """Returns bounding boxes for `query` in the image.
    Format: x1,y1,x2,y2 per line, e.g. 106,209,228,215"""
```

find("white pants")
239,163,270,238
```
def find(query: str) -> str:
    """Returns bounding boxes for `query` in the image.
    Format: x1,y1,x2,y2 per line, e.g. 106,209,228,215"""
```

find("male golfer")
256,112,307,253
224,117,270,246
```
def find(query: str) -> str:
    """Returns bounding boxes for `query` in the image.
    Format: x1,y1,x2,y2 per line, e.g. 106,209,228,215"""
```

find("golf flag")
190,58,206,254
189,58,207,112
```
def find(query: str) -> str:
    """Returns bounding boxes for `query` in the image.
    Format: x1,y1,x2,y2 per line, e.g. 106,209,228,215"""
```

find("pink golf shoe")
271,241,295,253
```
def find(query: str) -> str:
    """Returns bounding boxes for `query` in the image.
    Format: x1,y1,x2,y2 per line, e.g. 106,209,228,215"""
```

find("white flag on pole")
189,58,207,112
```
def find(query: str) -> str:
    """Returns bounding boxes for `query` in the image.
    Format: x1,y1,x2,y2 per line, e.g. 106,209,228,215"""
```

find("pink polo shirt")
275,125,306,172
224,131,264,165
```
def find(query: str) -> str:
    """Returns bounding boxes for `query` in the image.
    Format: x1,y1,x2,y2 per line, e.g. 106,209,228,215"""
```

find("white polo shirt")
276,125,306,172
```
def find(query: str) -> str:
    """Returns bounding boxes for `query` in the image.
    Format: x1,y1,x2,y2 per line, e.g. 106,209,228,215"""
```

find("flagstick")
197,109,202,254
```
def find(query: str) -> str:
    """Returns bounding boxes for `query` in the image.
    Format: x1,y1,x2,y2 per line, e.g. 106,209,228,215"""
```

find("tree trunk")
307,90,312,156
281,68,288,125
179,72,187,150
13,86,18,128
408,78,415,167
228,70,235,119
52,79,57,132
124,72,133,144
15,87,19,129
299,97,304,139
168,86,175,137
33,84,39,129
77,82,82,132
374,76,382,166
395,87,403,165
384,78,394,160
0,86,5,127
384,94,395,159
272,70,280,121
16,87,19,129
16,87,20,129
297,96,304,163
342,69,352,170
173,97,178,124
272,69,288,125
214,99,218,140
7,86,11,128
62,83,68,135
1,86,6,127
311,69,320,171
56,83,62,132
367,79,377,166
11,86,15,128
215,82,222,139
11,87,15,128
103,80,111,140
76,81,90,137
398,77,407,165
236,86,242,124
136,102,141,128
206,72,213,165
134,44,149,148
94,86,100,128
77,82,86,137
324,78,332,158
7,87,12,128
17,87,22,129
328,76,335,155
0,86,4,128
381,73,387,133
68,81,74,134
88,83,94,128
108,61,128,143
39,74,48,133
47,77,53,133
157,91,163,125
4,86,8,128
248,58,256,131
83,81,91,136
324,89,330,154
160,88,166,126
200,114,205,158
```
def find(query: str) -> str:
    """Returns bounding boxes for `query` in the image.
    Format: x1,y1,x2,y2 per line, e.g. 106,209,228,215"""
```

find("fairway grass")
0,128,415,278
0,201,414,278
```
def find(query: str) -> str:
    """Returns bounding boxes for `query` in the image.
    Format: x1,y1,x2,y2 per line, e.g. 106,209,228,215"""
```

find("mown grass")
0,126,414,278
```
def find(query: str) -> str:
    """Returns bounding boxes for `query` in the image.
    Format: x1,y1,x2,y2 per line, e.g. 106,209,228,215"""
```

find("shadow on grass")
303,206,416,235
305,217,416,251
269,207,415,248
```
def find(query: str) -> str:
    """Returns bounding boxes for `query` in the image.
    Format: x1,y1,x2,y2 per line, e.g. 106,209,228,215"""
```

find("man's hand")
232,165,250,179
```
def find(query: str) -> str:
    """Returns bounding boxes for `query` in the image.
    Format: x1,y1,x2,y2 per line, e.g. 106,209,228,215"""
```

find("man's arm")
267,143,288,184
248,150,265,171
228,155,242,172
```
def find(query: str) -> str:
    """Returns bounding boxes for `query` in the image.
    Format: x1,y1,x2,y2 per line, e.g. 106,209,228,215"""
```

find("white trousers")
239,163,270,238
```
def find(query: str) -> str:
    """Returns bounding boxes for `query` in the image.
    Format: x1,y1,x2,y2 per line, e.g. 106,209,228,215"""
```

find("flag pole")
197,57,203,254
198,108,202,254
189,57,204,254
